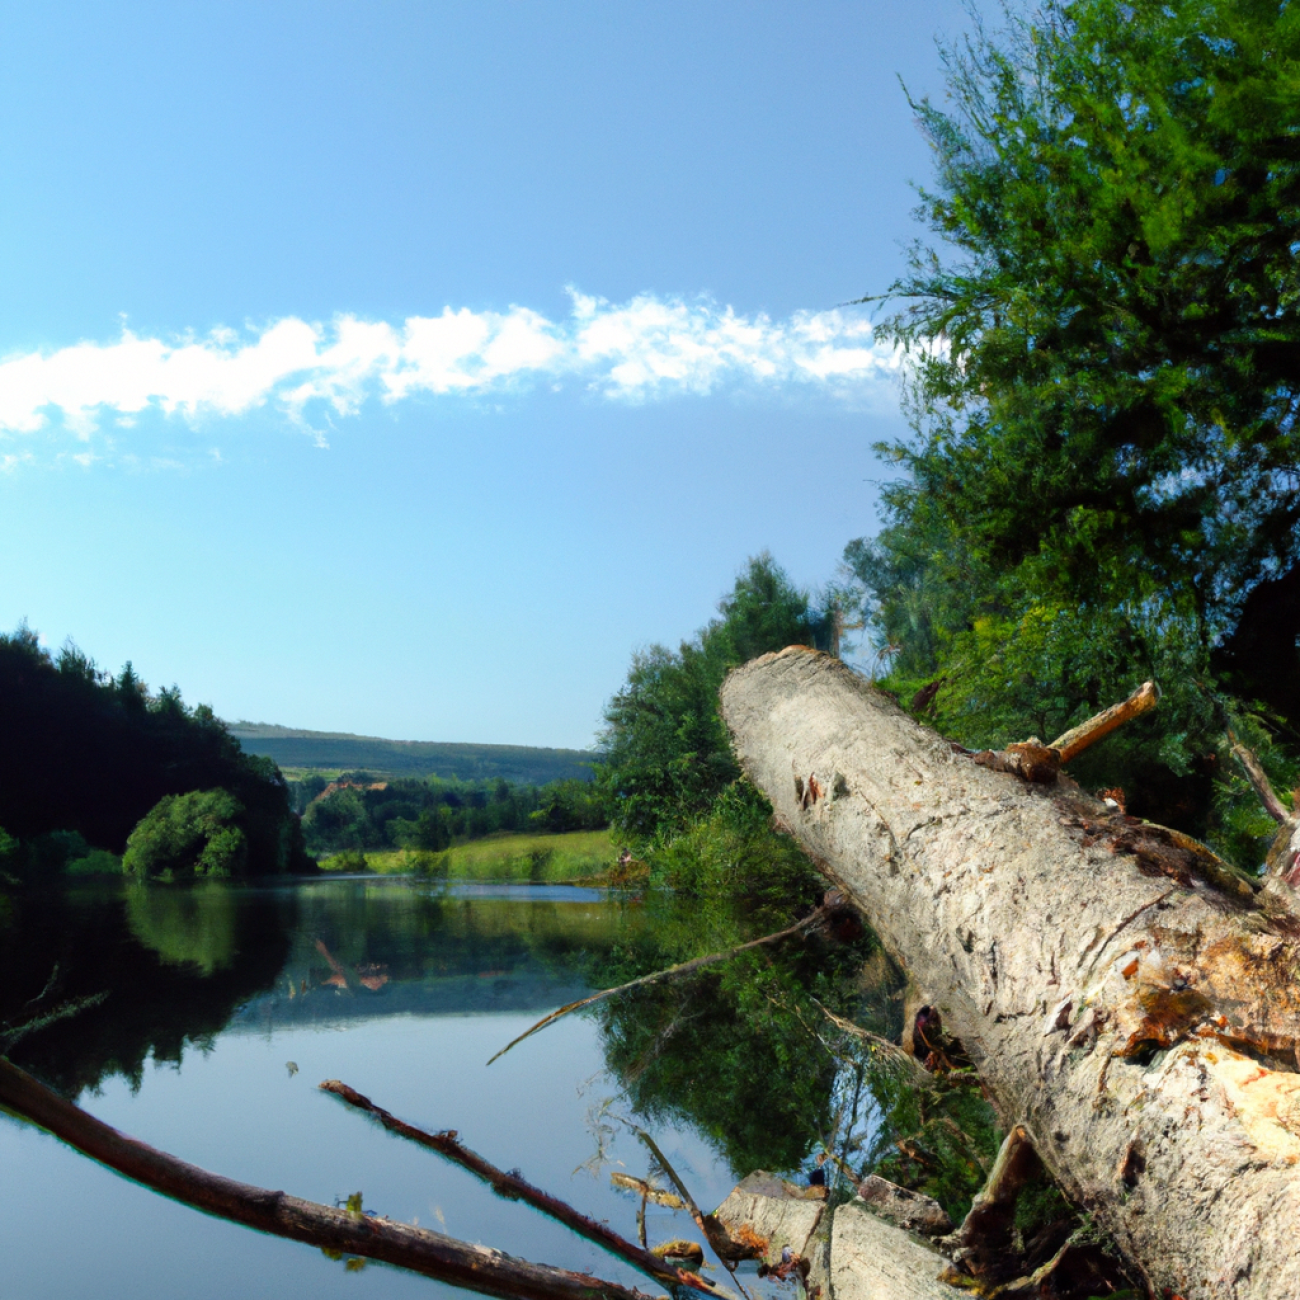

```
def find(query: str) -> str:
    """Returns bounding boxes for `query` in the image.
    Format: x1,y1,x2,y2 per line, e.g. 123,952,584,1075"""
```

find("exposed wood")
940,1126,1044,1286
319,1078,719,1295
0,1057,655,1300
487,907,828,1065
806,1201,966,1300
1049,679,1160,763
611,1172,687,1211
720,647,1300,1300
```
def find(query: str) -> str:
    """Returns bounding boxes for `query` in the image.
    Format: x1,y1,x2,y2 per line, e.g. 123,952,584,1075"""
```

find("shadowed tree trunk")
720,646,1300,1300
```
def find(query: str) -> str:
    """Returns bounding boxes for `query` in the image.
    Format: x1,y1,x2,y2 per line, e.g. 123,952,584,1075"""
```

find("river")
0,877,821,1300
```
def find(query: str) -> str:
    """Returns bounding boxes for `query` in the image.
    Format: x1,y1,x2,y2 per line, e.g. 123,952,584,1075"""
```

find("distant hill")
230,723,597,785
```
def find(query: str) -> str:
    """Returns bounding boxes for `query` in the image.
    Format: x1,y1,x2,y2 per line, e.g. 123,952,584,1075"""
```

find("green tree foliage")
597,554,828,846
123,789,249,880
0,625,312,877
296,773,605,856
849,0,1300,838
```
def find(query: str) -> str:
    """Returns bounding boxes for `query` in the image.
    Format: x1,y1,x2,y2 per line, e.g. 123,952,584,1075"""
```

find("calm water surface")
0,879,778,1300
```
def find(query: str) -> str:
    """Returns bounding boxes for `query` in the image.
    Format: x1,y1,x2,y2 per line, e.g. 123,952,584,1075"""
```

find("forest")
0,625,313,882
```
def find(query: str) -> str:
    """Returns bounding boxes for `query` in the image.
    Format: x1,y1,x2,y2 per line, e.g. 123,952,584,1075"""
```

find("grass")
319,828,620,883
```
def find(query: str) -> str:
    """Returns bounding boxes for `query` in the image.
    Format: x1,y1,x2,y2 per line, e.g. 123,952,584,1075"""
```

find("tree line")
0,625,312,883
293,773,606,856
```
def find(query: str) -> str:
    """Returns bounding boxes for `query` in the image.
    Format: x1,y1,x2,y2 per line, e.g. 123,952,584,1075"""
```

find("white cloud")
0,291,900,448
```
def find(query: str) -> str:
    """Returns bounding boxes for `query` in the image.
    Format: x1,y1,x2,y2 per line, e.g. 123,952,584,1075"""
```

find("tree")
0,625,313,875
122,789,249,879
849,0,1300,834
598,553,826,845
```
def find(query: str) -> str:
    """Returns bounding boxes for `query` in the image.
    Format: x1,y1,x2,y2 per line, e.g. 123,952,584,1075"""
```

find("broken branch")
487,906,828,1065
319,1078,719,1295
1048,680,1160,764
0,1057,655,1300
811,999,930,1081
1227,727,1293,827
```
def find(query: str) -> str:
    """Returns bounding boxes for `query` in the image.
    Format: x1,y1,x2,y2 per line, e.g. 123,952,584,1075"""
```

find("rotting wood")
319,1078,719,1295
719,647,1300,1300
487,906,829,1066
938,1126,1043,1287
0,1057,656,1300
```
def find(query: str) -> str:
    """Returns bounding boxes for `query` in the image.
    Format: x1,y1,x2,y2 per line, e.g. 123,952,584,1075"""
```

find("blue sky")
0,0,970,748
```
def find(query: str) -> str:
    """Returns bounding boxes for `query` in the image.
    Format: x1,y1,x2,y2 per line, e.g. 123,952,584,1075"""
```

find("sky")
0,0,972,749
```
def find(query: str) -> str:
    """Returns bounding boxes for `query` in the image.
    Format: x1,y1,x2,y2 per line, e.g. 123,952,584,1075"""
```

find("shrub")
123,789,248,880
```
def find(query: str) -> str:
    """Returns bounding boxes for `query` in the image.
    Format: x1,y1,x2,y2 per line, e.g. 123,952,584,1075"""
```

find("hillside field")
230,723,596,785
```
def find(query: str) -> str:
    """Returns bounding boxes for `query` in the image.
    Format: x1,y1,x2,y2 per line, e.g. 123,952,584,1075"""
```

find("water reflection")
1,876,843,1300
1,879,660,1094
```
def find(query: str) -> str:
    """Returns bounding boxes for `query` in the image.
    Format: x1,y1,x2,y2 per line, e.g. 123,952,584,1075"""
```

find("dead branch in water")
0,1057,656,1300
487,906,829,1066
810,999,930,1082
319,1078,722,1295
617,1116,753,1300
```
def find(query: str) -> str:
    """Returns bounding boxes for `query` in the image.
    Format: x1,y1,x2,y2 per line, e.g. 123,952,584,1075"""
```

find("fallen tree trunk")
0,1057,655,1300
720,647,1300,1300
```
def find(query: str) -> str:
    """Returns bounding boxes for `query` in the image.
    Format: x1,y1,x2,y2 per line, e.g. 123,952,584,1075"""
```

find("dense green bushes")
122,789,248,880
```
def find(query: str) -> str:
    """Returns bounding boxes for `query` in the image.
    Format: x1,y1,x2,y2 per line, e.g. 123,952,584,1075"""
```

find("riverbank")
318,827,623,883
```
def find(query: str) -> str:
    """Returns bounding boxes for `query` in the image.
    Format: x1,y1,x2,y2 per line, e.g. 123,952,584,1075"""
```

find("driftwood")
619,1117,754,1299
720,647,1300,1300
319,1078,721,1295
487,906,828,1065
0,1057,655,1300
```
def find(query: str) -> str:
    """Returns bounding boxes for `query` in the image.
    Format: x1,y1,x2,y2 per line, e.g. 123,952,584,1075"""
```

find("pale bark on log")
720,647,1300,1300
0,1057,655,1300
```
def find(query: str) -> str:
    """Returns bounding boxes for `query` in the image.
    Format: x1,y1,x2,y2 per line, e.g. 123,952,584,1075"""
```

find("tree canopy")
597,553,829,845
0,625,313,878
849,0,1300,849
122,789,249,880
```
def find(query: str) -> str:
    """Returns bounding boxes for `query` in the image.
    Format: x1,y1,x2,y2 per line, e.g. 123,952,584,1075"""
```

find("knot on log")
972,742,1061,785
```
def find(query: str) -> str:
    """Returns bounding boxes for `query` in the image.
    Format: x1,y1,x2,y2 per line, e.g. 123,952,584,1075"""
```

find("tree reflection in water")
1,876,899,1187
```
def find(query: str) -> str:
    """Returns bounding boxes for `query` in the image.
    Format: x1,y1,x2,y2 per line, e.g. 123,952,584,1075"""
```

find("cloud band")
0,290,899,448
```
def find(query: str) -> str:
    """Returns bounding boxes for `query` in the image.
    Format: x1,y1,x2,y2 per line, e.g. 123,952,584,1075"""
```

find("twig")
0,992,108,1053
618,1117,754,1300
487,907,829,1065
320,1079,722,1295
1049,681,1160,764
811,999,931,1081
0,1057,655,1300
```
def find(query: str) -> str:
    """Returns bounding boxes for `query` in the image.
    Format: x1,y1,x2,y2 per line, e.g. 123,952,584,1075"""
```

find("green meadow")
319,828,616,883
